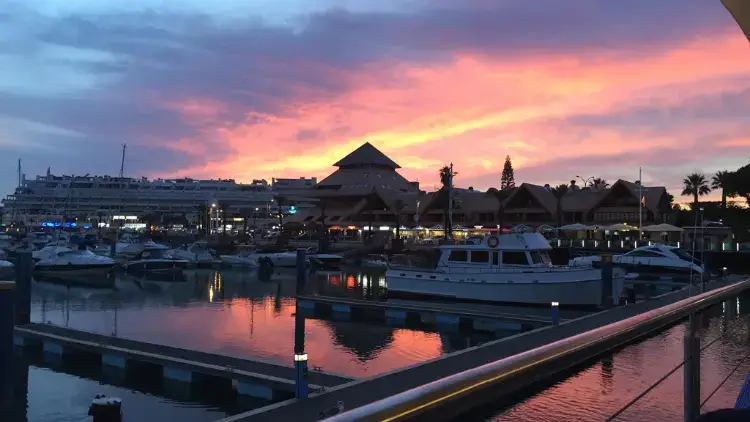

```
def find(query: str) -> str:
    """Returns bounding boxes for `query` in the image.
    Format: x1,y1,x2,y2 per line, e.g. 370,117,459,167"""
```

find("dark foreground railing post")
601,254,613,308
550,302,560,326
294,248,309,399
684,312,701,422
0,281,14,415
14,250,32,326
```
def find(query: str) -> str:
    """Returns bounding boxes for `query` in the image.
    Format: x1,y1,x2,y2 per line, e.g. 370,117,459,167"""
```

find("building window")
448,250,468,262
470,250,489,263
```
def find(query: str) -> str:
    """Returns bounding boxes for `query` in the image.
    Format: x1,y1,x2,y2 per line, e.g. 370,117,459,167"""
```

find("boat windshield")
529,250,552,265
142,249,169,259
670,248,702,265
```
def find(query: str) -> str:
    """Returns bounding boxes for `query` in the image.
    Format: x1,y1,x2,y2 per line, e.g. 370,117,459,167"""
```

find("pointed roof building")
332,142,401,169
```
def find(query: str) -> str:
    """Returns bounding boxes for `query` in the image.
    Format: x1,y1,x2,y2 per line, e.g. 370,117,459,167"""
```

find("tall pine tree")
500,155,516,190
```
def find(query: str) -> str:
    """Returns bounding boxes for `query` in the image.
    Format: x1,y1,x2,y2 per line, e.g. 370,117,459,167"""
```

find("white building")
2,171,279,225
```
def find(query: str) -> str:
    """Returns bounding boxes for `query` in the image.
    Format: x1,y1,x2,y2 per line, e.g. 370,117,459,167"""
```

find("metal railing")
326,279,750,422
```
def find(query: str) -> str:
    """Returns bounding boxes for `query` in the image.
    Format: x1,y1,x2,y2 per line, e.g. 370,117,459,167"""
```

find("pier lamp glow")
294,353,308,362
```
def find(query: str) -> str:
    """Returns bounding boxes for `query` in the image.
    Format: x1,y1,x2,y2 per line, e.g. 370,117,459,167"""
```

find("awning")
602,223,638,231
641,223,684,232
558,223,592,231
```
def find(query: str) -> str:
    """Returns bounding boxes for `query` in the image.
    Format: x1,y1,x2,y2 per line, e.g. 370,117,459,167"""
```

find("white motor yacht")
569,244,703,277
307,247,343,270
245,248,301,268
386,233,625,307
361,254,390,269
32,245,116,276
219,245,259,269
120,245,189,274
168,241,217,267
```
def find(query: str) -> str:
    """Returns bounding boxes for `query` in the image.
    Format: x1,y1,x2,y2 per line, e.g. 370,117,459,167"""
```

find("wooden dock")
13,323,352,401
296,295,568,333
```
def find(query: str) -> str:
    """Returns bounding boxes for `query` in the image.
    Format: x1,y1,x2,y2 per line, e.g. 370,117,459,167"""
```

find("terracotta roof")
562,189,607,211
332,142,400,169
617,180,667,212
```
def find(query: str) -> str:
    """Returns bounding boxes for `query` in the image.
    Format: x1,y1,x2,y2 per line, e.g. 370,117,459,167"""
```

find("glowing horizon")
1,0,749,204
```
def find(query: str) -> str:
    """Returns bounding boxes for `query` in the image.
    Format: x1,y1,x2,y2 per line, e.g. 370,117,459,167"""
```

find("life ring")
487,236,500,248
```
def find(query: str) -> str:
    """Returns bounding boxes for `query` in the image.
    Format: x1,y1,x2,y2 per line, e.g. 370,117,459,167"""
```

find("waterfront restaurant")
285,143,673,237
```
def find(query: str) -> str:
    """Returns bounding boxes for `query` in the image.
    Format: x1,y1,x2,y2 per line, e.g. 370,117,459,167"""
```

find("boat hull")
125,259,187,274
385,269,624,307
33,263,115,278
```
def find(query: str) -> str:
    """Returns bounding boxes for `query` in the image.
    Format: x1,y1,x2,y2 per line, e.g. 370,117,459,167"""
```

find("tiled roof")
332,142,400,169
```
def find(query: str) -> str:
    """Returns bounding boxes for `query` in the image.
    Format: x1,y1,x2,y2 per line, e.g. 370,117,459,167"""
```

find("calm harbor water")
481,295,750,422
16,268,750,422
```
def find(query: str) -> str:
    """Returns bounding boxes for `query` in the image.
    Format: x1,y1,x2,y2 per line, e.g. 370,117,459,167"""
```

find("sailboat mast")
119,144,126,179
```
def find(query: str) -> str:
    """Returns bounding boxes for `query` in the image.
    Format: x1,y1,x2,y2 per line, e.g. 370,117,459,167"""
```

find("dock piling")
14,250,32,326
294,248,309,399
600,254,613,308
550,302,560,326
683,312,701,422
0,281,14,414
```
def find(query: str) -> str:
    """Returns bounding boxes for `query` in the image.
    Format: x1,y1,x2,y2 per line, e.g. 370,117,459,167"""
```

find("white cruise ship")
2,169,291,225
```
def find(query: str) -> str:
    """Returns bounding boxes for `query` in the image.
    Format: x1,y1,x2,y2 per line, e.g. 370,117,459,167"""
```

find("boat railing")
389,263,601,275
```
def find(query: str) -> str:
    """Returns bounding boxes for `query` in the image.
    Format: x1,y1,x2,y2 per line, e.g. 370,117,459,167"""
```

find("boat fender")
487,236,500,248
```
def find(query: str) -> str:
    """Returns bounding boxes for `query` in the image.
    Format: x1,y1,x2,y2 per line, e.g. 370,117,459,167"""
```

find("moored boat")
569,244,703,277
385,233,625,307
32,245,116,277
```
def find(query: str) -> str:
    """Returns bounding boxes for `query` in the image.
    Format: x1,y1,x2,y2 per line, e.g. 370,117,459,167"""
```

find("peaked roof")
333,142,401,169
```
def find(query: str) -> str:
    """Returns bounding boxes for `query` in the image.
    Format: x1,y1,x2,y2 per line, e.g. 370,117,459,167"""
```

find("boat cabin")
435,233,554,269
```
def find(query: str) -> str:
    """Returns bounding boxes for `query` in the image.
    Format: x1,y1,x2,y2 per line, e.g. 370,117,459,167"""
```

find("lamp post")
576,175,594,188
210,202,216,235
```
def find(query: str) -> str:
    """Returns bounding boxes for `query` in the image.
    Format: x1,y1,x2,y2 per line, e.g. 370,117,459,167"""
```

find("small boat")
246,248,300,268
361,254,390,268
219,245,259,268
120,246,189,275
32,245,116,277
168,241,217,268
569,244,703,277
385,233,625,307
307,247,343,270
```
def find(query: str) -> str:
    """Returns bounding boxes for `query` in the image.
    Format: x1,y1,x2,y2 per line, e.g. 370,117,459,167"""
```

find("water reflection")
11,351,232,422
481,293,750,422
28,268,497,378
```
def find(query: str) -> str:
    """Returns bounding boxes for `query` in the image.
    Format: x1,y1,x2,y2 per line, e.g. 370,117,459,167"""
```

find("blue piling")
0,281,14,411
14,251,32,325
294,248,308,399
600,254,614,308
551,302,560,326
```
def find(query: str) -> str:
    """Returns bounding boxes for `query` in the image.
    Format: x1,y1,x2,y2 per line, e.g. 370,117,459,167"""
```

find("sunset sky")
2,0,749,202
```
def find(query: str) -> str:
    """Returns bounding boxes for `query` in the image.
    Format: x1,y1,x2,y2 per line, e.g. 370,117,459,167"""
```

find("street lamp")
576,175,594,187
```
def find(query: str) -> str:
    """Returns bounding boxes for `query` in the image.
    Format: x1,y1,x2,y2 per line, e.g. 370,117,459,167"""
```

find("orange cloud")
157,33,750,201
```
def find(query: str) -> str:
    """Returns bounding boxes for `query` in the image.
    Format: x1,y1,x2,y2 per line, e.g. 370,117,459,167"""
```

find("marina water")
13,269,750,421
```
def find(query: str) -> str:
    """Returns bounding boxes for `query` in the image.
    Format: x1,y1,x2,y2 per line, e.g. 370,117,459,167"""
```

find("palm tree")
438,165,453,239
551,184,568,228
711,170,732,209
591,178,609,188
681,173,711,207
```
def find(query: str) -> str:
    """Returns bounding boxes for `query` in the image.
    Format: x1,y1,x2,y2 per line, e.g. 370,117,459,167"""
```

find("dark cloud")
0,0,741,197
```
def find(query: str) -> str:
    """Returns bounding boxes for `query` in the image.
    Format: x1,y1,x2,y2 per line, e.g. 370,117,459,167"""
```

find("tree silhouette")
725,162,750,204
591,178,609,188
712,170,734,209
438,166,453,239
500,156,516,190
681,173,711,207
